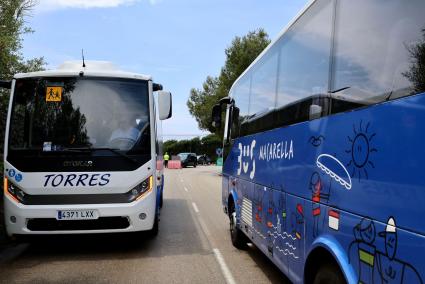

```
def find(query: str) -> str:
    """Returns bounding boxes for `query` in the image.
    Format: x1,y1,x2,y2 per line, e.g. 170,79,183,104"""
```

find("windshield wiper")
330,86,351,93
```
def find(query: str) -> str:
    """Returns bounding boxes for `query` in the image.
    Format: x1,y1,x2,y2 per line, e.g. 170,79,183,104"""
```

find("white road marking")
213,248,236,284
192,202,199,213
179,171,235,284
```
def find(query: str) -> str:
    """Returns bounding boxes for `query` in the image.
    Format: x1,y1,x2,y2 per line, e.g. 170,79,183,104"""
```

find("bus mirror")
0,80,11,89
153,83,163,92
309,104,322,120
211,104,222,129
158,91,172,120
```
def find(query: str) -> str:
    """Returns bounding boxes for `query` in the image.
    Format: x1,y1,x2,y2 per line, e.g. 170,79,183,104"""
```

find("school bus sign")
46,86,62,102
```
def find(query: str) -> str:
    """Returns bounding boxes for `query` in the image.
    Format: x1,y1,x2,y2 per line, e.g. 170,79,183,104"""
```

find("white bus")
1,61,172,237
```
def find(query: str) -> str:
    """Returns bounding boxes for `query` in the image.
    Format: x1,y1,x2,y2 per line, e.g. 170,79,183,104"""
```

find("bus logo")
237,140,256,179
63,160,94,167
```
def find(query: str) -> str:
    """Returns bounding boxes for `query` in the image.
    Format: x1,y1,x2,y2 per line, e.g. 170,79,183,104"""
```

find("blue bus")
212,0,425,283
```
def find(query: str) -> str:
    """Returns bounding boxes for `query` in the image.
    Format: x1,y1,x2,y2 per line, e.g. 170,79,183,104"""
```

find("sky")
22,0,309,140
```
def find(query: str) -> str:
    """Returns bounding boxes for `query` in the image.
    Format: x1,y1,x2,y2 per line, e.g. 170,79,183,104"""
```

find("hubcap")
230,211,236,234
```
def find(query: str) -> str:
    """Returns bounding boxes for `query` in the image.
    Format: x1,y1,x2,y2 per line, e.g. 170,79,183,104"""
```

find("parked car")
178,153,197,168
197,155,212,165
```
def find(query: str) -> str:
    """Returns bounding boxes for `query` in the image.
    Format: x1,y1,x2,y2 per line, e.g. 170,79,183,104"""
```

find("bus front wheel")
313,263,346,284
229,205,248,249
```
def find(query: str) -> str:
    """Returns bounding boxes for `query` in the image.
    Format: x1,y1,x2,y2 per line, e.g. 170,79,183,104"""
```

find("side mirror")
0,80,11,89
211,104,222,129
158,91,172,120
309,104,322,120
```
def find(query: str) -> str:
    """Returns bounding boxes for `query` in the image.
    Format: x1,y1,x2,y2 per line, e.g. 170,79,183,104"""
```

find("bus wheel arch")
304,246,347,284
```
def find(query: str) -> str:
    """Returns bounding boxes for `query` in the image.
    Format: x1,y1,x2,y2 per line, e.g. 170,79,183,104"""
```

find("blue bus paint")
222,93,425,283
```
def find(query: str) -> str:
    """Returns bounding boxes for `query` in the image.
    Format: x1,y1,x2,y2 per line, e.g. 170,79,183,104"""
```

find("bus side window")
331,0,425,113
275,0,333,126
231,77,250,139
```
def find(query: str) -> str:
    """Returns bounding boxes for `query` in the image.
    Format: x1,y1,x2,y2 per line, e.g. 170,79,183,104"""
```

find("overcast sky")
22,0,308,140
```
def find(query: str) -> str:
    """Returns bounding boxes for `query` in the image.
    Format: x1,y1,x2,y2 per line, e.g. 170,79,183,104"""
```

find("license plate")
57,210,98,220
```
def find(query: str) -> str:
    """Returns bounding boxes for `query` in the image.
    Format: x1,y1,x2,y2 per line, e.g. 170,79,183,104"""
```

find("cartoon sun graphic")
346,121,377,181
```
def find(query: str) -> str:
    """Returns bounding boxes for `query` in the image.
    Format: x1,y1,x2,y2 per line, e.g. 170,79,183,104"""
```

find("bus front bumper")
3,190,157,236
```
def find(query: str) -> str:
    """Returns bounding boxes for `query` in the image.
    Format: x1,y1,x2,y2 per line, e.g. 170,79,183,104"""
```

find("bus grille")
241,198,253,227
27,217,130,231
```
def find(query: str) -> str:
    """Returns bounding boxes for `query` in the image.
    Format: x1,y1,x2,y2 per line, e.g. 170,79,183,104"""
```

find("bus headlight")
4,178,25,203
129,176,153,201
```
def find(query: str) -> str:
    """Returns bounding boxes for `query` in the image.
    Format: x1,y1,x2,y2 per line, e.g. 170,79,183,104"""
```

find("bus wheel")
229,208,248,249
313,263,346,284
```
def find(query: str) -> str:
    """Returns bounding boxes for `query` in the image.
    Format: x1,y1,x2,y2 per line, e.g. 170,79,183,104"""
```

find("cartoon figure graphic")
254,187,265,224
346,121,377,182
308,135,325,147
309,172,331,238
291,204,304,251
317,154,352,190
348,218,377,284
277,194,287,234
374,217,423,284
266,192,275,256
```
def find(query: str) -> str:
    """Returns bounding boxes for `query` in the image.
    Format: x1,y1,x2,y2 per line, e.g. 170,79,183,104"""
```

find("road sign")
46,86,62,102
216,148,223,156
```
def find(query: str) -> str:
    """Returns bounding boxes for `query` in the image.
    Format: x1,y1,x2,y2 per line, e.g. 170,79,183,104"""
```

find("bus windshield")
7,77,151,171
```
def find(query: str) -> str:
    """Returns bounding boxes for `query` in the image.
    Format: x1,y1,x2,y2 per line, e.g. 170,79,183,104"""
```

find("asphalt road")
0,166,289,284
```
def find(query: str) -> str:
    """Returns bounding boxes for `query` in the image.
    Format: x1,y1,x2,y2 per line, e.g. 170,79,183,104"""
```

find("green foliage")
164,134,222,161
187,29,270,133
187,76,219,132
404,29,425,94
0,0,45,161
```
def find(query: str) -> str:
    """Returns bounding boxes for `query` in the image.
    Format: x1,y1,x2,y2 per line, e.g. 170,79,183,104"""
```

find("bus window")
231,76,251,139
8,77,151,172
236,47,280,136
249,47,279,117
275,0,333,125
331,0,425,113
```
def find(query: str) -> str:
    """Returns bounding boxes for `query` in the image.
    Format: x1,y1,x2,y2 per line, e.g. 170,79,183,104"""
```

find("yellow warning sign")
46,86,62,102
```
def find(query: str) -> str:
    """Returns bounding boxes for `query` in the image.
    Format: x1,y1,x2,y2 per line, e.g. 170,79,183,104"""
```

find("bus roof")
229,0,316,96
13,60,152,81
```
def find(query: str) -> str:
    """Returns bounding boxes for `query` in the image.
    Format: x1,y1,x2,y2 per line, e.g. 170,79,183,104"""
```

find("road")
0,166,289,283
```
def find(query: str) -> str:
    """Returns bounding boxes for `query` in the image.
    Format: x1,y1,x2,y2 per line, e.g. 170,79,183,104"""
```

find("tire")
229,207,248,249
313,263,346,284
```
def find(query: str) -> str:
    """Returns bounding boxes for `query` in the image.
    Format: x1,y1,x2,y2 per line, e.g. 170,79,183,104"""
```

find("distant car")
197,155,212,165
178,153,197,168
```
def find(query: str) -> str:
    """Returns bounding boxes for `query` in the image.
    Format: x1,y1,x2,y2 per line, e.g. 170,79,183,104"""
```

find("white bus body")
2,61,172,236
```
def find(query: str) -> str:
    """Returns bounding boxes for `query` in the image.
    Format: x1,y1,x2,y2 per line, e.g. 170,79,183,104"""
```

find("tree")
163,134,222,161
187,29,270,133
187,76,219,132
404,29,425,94
0,0,44,78
0,0,46,172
